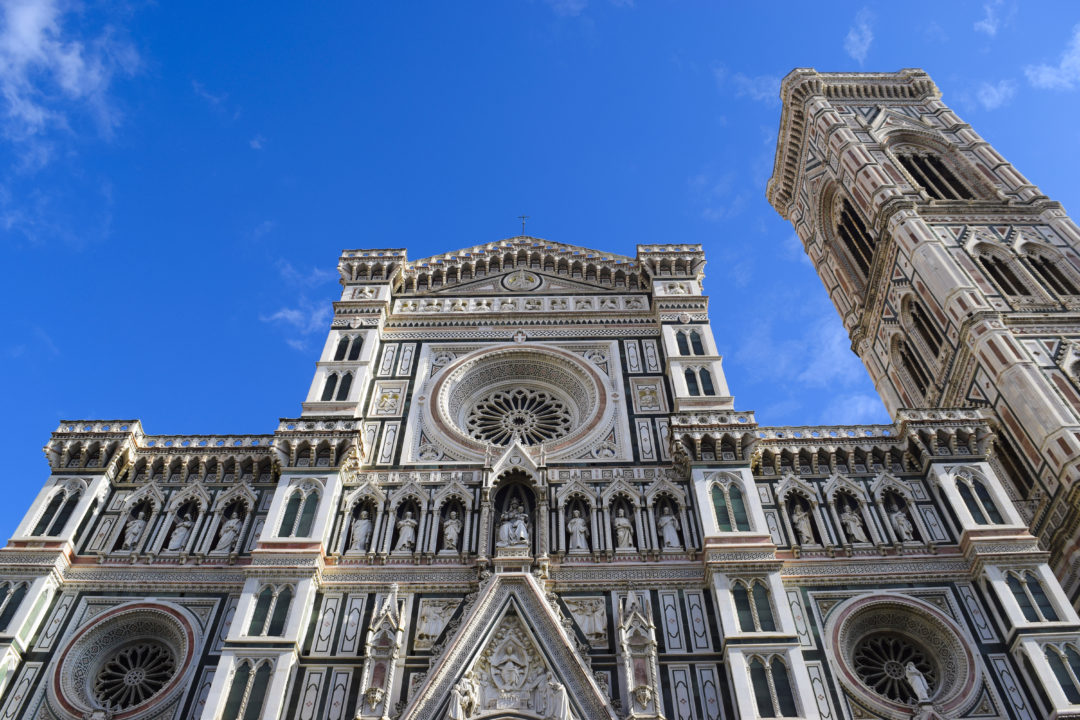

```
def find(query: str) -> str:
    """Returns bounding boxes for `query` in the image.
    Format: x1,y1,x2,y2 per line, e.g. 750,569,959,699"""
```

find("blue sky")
4,1,1080,538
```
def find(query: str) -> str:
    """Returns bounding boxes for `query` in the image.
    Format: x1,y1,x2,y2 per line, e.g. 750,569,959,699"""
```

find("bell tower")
768,68,1080,600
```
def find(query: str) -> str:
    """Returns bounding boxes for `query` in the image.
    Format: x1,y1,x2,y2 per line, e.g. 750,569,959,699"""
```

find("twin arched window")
897,152,975,201
711,482,750,532
320,372,353,402
1007,571,1058,623
898,339,932,399
1026,252,1080,296
31,487,81,536
333,334,364,361
247,584,293,636
749,655,798,717
685,367,716,396
836,198,876,280
1046,644,1080,704
278,488,319,537
908,300,943,358
955,473,1004,525
676,330,706,356
224,659,273,719
732,579,775,632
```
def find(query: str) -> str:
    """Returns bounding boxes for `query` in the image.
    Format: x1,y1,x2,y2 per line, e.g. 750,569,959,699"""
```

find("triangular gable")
410,237,634,268
401,574,617,720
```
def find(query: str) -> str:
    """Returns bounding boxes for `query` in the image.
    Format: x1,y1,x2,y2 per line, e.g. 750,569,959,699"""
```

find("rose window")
465,388,573,445
93,640,177,710
852,633,936,704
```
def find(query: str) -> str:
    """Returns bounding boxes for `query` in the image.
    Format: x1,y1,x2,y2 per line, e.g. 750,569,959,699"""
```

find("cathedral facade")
1,69,1080,720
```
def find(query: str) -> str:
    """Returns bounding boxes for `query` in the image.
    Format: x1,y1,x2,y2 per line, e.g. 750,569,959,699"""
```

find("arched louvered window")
676,332,690,356
685,368,700,396
712,482,750,532
733,580,776,632
979,254,1030,297
1008,571,1059,622
690,330,705,355
48,492,81,536
336,372,353,401
1028,254,1080,296
347,336,363,361
910,302,943,357
32,492,65,536
334,336,349,361
898,153,975,200
836,199,876,278
248,585,293,637
956,473,1004,525
899,340,932,398
700,368,716,396
1046,645,1080,704
321,374,338,402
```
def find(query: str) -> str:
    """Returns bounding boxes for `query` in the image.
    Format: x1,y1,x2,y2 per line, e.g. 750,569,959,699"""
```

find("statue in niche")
351,509,373,551
656,506,681,549
449,672,479,720
905,661,931,702
394,510,418,552
213,510,243,552
442,510,463,551
790,504,814,544
567,509,589,551
545,672,571,720
889,500,916,542
496,499,529,548
166,513,193,551
614,507,635,550
121,511,148,551
840,502,868,543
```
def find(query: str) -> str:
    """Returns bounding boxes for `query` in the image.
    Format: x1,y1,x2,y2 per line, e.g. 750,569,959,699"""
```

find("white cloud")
0,0,138,153
795,317,865,389
844,8,874,64
249,134,265,150
975,79,1015,110
277,259,337,288
974,0,1003,37
1025,25,1080,90
260,300,331,337
732,73,780,104
821,392,889,425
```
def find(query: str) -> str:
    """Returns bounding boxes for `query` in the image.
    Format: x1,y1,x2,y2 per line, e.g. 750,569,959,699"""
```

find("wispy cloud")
976,79,1015,109
821,392,889,425
249,219,275,240
192,79,241,119
713,67,780,105
260,298,332,350
689,170,747,222
973,0,1004,37
249,134,265,150
277,259,337,288
1025,25,1080,90
844,8,874,64
795,317,865,389
0,0,139,163
545,0,587,16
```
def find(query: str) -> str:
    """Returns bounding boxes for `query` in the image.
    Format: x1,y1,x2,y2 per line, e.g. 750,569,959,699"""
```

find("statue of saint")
166,514,193,551
905,661,931,702
496,499,529,548
790,505,814,544
567,509,589,551
657,506,681,549
614,508,635,550
351,509,373,552
890,503,915,542
394,511,418,552
122,511,147,551
213,512,242,552
442,510,463,550
840,505,868,543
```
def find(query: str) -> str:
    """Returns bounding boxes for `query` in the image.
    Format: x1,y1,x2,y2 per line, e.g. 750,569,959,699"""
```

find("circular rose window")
824,593,979,720
50,602,197,720
425,345,612,459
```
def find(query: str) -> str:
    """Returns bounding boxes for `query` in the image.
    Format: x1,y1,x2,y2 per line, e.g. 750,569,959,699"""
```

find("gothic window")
732,579,776,632
978,252,1031,297
836,198,876,278
955,473,1004,525
897,152,975,200
711,482,750,532
676,332,690,356
898,339,932,398
336,372,353,401
321,373,338,401
0,582,28,632
749,655,798,717
32,489,80,536
690,330,705,355
278,487,320,538
348,336,363,360
1026,253,1080,296
334,336,350,361
248,584,294,636
700,368,716,395
1045,644,1080,704
1007,571,1059,622
685,368,700,396
909,301,943,357
224,659,273,720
